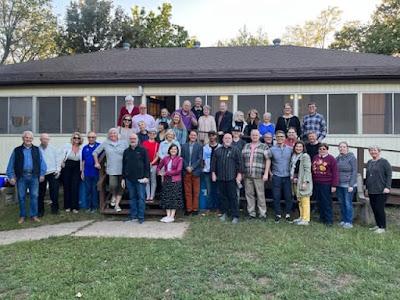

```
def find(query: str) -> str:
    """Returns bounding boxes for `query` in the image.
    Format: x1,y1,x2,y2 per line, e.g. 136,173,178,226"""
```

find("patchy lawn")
0,207,400,299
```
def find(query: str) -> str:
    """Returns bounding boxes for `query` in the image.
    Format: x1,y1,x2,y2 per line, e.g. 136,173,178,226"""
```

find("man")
38,133,62,216
121,133,150,224
132,104,156,132
6,131,47,224
202,131,222,211
305,131,320,161
231,126,246,151
117,95,139,127
137,121,149,144
215,102,233,142
266,130,293,223
181,130,203,216
301,102,327,142
175,100,198,131
81,131,100,212
211,133,243,224
191,97,204,121
242,130,269,220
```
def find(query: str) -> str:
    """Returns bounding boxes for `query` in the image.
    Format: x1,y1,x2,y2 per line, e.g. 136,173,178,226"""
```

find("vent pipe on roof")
272,38,281,46
193,41,201,48
122,42,130,50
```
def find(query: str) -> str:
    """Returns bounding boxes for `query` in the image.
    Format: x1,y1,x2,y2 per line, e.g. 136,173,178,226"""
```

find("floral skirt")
160,177,183,209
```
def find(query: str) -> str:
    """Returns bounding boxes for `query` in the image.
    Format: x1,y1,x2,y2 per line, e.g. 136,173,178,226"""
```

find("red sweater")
142,140,159,165
312,154,339,186
117,106,140,126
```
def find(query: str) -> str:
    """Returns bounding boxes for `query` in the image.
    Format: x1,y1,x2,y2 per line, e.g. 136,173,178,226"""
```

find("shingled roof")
1,45,400,86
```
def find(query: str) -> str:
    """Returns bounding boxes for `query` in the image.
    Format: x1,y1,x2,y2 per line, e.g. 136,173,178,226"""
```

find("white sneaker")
293,218,302,224
115,205,122,212
369,226,379,231
110,199,116,207
297,220,309,226
160,216,169,222
343,223,353,229
165,217,175,223
339,221,345,226
374,228,386,234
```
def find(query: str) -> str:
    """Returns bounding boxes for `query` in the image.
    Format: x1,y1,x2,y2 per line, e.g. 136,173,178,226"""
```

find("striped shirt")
211,145,243,181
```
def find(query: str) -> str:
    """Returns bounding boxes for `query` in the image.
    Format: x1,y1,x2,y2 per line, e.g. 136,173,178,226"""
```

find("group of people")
5,95,393,233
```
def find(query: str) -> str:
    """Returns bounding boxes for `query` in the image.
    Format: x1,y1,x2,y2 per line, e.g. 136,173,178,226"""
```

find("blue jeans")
126,179,146,221
17,175,39,218
272,175,293,216
203,173,220,210
84,176,99,210
314,183,333,225
336,186,354,224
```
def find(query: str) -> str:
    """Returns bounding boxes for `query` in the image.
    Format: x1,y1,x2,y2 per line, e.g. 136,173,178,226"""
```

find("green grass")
1,207,400,299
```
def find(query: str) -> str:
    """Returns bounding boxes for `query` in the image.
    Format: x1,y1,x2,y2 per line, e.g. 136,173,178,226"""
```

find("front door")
146,96,176,118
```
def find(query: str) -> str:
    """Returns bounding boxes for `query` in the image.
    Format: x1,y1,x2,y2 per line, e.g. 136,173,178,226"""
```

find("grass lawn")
1,206,400,299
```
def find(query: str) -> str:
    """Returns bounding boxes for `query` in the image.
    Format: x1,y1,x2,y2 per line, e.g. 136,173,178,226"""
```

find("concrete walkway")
0,220,189,246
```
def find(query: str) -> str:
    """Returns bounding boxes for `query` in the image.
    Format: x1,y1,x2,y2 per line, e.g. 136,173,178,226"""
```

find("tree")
330,0,400,55
0,0,58,64
282,6,342,48
217,25,269,47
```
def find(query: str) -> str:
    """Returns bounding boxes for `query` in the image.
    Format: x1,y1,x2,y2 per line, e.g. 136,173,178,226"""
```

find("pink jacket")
157,156,183,182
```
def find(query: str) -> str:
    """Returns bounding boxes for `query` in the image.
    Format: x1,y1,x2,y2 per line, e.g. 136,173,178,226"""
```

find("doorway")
146,96,176,118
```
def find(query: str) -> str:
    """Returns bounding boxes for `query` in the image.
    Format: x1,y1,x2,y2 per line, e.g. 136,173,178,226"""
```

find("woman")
158,129,181,160
258,112,275,138
336,142,357,229
232,110,247,134
156,122,168,143
366,146,392,234
169,112,187,145
243,109,260,142
311,143,338,226
284,127,298,147
93,128,128,212
275,103,301,137
157,144,183,223
61,132,83,213
198,105,217,144
155,108,171,128
118,114,135,141
142,128,159,201
290,141,312,225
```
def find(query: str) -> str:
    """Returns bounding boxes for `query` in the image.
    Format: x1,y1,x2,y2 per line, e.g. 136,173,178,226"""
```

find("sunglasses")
73,137,81,140
319,148,327,151
123,119,132,121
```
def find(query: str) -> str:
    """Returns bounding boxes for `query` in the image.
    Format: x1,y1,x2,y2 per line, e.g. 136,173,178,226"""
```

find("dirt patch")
257,276,272,286
313,269,359,294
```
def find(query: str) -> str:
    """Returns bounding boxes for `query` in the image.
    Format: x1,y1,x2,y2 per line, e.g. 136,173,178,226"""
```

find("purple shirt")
175,109,196,130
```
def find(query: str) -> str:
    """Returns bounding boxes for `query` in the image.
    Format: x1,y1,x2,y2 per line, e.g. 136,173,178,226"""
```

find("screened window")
37,97,61,133
207,95,233,115
0,97,8,134
62,97,86,133
91,96,115,133
395,94,400,134
266,95,293,125
9,97,32,134
363,93,393,134
238,95,265,119
329,94,357,134
298,94,328,123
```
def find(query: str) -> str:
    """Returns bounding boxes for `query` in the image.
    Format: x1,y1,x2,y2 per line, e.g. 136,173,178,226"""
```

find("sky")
53,0,382,46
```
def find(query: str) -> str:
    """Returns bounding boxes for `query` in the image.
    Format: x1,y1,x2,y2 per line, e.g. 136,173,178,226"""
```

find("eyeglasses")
73,137,81,140
123,119,132,121
319,148,327,151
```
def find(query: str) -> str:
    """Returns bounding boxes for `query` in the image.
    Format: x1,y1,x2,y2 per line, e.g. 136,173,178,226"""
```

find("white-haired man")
117,95,139,127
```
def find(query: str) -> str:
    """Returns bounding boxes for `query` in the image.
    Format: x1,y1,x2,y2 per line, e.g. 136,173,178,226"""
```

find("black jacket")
122,145,150,182
215,110,233,133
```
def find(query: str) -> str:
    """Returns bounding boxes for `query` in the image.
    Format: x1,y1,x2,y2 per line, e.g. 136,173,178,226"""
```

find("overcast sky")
53,0,382,46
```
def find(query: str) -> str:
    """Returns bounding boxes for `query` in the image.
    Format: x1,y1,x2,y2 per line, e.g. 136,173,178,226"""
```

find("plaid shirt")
242,142,269,178
301,113,327,141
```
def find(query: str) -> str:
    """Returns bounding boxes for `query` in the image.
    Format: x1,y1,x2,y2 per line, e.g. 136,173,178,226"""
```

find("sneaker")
275,215,282,223
72,209,79,214
339,221,345,226
232,217,239,224
219,214,227,222
31,216,41,222
165,217,175,223
115,206,122,212
160,216,169,222
125,218,138,223
343,223,353,229
138,219,144,224
374,228,386,234
18,217,25,224
292,218,302,224
65,209,71,213
110,199,116,207
285,214,291,222
369,226,379,231
297,220,309,226
247,215,257,221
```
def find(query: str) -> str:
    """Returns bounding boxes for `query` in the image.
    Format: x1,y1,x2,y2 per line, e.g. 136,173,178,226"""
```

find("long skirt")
160,177,183,209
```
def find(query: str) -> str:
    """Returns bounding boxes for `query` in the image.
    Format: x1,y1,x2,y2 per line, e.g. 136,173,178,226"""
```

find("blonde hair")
70,132,83,145
165,129,176,140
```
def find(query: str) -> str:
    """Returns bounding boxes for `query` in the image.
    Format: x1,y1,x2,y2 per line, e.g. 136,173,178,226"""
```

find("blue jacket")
181,142,203,176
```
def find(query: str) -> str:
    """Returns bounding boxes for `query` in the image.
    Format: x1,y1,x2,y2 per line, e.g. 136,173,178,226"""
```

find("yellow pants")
298,196,310,222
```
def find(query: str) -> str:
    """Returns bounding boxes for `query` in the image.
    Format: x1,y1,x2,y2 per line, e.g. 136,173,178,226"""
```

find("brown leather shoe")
18,217,25,224
32,216,41,222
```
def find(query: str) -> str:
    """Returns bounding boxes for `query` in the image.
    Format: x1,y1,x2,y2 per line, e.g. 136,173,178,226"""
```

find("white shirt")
40,144,62,175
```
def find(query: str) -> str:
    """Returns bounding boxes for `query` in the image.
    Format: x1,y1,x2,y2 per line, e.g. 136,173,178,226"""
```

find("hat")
232,126,241,132
148,128,157,133
208,130,217,136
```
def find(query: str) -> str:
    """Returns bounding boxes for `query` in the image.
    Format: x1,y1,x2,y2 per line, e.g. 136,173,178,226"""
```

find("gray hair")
125,95,134,102
108,128,118,135
368,145,381,152
263,112,272,119
22,131,33,138
203,105,211,112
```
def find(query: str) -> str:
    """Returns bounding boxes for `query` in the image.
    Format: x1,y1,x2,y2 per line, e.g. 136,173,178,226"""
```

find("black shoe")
192,211,199,216
184,211,192,216
247,215,257,220
259,216,267,221
285,214,292,222
275,215,282,223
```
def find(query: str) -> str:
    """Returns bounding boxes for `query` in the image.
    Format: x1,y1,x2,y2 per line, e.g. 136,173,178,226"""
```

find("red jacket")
117,106,140,126
157,156,183,182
